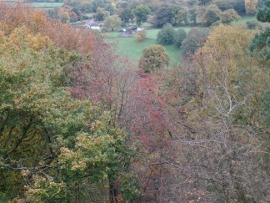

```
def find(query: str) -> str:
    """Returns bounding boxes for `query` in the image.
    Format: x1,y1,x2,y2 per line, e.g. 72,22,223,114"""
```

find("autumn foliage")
0,2,97,54
1,1,270,203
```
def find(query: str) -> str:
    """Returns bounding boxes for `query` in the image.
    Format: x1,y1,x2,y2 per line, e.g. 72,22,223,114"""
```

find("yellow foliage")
189,24,269,126
195,25,258,91
245,0,258,14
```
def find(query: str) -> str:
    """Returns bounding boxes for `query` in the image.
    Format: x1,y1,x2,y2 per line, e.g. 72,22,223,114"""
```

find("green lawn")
238,15,257,23
104,28,185,65
103,14,258,66
103,26,195,65
31,2,64,8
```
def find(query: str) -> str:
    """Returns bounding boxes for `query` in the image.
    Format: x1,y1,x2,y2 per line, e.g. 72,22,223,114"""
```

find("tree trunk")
109,178,119,203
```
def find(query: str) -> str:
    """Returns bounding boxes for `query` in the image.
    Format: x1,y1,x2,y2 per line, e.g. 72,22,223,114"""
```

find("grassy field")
104,31,180,65
104,26,195,65
103,14,260,66
31,2,64,8
95,13,258,66
238,15,257,23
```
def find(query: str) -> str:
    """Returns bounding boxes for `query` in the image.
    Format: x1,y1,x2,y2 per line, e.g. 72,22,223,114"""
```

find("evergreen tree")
249,0,270,59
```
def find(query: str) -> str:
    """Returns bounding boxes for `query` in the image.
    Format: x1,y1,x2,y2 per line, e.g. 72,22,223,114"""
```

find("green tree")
204,5,222,26
79,2,93,13
153,4,173,28
221,9,240,24
214,0,234,11
181,27,209,56
188,7,198,25
0,29,81,201
174,28,187,47
171,5,188,26
105,4,115,15
249,0,270,59
92,0,105,12
0,26,139,203
139,45,170,72
133,4,151,26
198,0,212,6
117,1,129,9
232,0,246,14
95,11,105,21
103,15,121,31
246,20,262,29
119,8,134,23
157,23,175,45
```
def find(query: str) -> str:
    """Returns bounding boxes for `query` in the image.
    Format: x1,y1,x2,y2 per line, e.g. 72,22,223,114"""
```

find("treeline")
45,0,263,26
0,1,270,203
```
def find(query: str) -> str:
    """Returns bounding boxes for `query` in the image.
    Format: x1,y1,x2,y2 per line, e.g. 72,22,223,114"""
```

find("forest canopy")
0,1,270,203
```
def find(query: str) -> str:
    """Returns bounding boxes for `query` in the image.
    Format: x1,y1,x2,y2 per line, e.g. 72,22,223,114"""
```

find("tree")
157,23,175,45
136,29,147,42
198,0,212,6
117,1,129,9
0,2,97,54
133,4,151,26
60,11,70,23
214,0,234,11
181,27,209,56
196,6,207,25
103,15,121,31
221,9,241,24
105,3,115,15
188,7,198,25
232,0,246,14
246,20,262,29
215,0,246,14
92,0,105,12
79,2,93,13
249,0,270,59
204,5,222,26
165,24,270,202
153,4,173,28
171,5,188,26
119,8,134,24
95,11,105,21
245,0,259,14
174,28,187,47
187,24,270,202
139,45,170,72
0,29,102,202
256,0,270,22
0,5,140,202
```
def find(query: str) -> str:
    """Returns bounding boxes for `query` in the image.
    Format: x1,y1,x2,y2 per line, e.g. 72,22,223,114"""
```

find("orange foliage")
0,2,98,54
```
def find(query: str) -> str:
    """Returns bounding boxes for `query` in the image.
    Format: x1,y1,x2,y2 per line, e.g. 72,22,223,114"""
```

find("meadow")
31,2,64,8
103,15,257,66
104,27,190,66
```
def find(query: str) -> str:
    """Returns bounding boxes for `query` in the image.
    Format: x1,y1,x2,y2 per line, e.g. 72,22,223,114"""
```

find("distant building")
85,20,101,31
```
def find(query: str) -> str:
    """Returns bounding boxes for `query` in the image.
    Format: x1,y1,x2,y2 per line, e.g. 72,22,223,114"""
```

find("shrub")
221,9,241,24
174,28,187,48
139,45,170,72
181,28,209,56
246,20,262,30
157,23,175,45
205,6,221,26
136,29,147,42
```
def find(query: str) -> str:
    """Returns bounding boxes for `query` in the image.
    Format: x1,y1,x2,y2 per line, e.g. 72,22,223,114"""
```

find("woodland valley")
0,0,270,202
